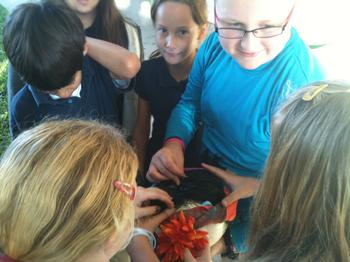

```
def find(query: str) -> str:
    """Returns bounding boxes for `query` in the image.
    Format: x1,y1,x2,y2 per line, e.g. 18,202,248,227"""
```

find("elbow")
122,53,141,79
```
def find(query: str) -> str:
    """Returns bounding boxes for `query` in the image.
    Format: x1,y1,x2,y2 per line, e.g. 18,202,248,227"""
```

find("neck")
78,12,96,29
167,52,196,82
50,71,82,98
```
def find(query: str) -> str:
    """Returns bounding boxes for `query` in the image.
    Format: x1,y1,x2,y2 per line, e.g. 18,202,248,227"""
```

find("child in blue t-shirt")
146,0,326,254
3,1,140,138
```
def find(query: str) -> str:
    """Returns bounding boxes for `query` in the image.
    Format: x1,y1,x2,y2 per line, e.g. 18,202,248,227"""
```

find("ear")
197,23,208,44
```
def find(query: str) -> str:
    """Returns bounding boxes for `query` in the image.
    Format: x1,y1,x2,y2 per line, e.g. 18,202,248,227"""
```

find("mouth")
164,52,179,57
77,0,89,5
239,50,262,58
162,49,180,57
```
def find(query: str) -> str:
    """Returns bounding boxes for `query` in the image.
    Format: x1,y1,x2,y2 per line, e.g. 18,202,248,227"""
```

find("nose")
240,32,261,52
165,34,177,49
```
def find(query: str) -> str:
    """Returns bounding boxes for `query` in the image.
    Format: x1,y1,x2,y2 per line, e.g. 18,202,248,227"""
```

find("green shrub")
0,4,9,155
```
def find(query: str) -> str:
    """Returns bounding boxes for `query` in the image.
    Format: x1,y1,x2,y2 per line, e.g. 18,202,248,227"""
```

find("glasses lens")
217,28,244,39
254,27,283,38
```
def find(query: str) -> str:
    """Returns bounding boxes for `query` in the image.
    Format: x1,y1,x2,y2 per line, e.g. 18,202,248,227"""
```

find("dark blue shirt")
135,57,201,168
10,56,124,138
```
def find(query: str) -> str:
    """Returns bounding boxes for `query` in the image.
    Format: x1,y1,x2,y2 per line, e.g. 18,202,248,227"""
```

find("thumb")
201,163,232,184
184,249,196,262
222,191,239,207
135,205,159,219
151,208,176,225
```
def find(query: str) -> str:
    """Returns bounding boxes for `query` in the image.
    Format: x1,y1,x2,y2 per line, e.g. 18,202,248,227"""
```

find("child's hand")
137,208,176,233
184,244,211,262
202,163,260,206
135,186,174,219
146,141,185,186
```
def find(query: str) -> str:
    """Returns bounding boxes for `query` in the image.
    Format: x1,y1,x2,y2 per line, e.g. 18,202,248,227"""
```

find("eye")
157,27,167,34
177,29,189,36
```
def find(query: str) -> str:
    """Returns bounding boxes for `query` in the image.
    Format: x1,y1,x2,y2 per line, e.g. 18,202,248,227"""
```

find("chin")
236,60,262,70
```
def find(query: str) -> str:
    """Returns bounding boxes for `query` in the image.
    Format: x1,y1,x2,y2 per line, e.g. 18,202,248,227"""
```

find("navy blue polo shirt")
9,56,124,138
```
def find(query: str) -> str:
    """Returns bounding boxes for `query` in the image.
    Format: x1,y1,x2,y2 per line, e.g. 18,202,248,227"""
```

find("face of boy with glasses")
215,0,295,70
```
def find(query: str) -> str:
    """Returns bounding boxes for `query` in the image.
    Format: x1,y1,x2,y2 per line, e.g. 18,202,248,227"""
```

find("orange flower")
156,211,208,262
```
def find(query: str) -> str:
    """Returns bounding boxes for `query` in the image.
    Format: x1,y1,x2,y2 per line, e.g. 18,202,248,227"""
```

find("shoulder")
11,85,36,114
138,57,165,77
10,85,38,126
283,28,325,79
135,57,165,95
199,32,222,56
195,32,228,69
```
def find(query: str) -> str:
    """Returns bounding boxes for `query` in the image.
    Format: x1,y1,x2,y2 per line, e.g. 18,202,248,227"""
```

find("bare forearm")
86,36,140,79
127,237,160,262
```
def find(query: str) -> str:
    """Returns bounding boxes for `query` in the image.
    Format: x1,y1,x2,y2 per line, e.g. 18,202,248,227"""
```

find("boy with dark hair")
3,1,134,138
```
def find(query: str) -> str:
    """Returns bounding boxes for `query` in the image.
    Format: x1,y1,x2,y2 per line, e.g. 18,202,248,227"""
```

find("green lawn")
0,5,10,155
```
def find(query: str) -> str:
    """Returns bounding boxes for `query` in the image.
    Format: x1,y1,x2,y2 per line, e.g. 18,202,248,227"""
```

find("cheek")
65,0,75,9
180,37,198,54
264,40,285,60
92,0,100,9
155,35,164,48
219,38,238,57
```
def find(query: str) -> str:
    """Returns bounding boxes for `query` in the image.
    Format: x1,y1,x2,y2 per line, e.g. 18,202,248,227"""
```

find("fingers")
137,187,174,209
150,207,176,226
159,152,184,177
196,243,211,262
184,244,211,262
146,153,183,185
183,249,196,262
201,163,233,184
135,205,159,219
222,192,239,207
146,164,169,183
137,208,176,233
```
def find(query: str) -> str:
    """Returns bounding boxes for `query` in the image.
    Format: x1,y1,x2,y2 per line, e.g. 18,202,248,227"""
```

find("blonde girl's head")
149,0,208,63
0,120,138,262
246,81,350,261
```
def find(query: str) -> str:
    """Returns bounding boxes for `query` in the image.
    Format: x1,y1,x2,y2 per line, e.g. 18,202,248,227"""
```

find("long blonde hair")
245,81,350,261
0,120,138,261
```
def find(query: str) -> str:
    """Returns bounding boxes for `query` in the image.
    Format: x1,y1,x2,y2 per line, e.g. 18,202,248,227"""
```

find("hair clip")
114,181,136,200
302,84,328,101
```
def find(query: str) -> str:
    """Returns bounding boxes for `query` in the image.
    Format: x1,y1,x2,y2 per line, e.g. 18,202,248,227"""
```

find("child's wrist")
132,227,156,249
164,137,185,152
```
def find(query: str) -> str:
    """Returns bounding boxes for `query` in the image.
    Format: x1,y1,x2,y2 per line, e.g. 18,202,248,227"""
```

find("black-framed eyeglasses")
214,3,294,39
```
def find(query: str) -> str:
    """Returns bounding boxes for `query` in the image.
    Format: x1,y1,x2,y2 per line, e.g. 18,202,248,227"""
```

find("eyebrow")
155,24,191,30
217,14,279,26
217,16,244,26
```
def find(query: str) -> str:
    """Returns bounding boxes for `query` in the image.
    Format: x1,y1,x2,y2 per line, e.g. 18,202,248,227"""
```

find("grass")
0,4,9,155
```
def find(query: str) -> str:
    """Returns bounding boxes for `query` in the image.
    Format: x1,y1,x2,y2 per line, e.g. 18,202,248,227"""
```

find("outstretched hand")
202,163,260,207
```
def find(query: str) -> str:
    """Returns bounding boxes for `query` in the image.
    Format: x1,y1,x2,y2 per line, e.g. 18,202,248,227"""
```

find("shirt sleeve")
164,36,209,146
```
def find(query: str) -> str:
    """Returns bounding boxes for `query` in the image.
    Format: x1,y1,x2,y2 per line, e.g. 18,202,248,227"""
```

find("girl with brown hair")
242,81,350,261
